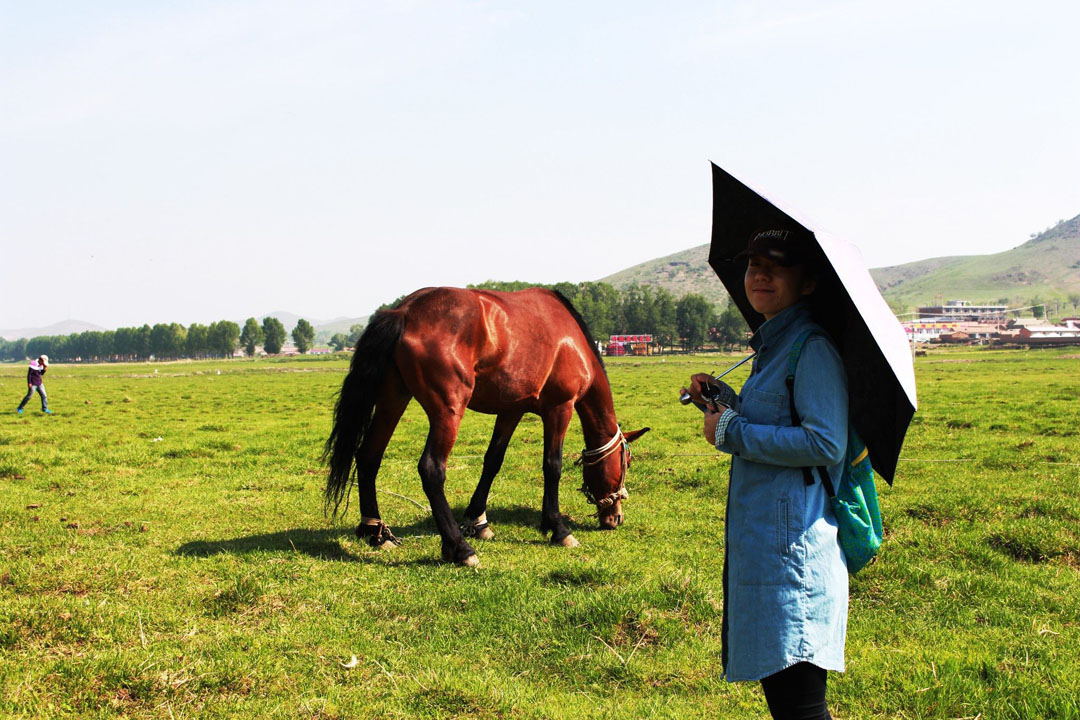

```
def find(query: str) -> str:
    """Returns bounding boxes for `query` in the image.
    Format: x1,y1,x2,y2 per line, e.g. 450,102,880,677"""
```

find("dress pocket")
776,497,791,556
742,388,785,425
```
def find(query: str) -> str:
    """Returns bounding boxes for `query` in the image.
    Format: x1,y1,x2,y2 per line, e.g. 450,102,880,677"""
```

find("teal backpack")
786,330,883,574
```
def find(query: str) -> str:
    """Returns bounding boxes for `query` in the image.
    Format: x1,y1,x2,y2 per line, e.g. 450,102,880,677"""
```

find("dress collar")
748,300,811,351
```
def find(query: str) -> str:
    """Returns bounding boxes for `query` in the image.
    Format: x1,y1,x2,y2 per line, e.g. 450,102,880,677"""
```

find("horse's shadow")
174,504,596,563
176,527,360,562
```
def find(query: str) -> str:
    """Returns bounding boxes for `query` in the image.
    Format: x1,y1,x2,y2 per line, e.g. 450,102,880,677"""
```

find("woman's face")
744,255,816,320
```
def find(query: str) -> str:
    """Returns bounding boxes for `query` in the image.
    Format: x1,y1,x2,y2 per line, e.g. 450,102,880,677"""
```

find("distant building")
903,321,998,343
916,300,1007,322
1016,324,1080,346
606,333,653,356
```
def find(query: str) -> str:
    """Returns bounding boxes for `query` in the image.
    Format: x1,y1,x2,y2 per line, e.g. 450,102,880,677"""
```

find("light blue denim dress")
714,300,849,682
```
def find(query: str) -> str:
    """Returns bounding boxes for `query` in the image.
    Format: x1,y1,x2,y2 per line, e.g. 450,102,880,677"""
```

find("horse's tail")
323,310,406,516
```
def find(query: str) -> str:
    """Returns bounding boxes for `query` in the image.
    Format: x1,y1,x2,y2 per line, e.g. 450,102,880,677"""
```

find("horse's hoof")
357,521,402,549
460,518,494,541
442,542,477,565
558,534,580,548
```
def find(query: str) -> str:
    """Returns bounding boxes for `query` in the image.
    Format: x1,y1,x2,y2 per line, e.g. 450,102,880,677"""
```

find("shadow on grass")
174,504,605,563
176,528,360,561
390,503,606,536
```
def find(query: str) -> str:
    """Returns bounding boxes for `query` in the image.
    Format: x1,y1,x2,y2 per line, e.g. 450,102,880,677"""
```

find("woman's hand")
702,402,730,444
681,372,715,405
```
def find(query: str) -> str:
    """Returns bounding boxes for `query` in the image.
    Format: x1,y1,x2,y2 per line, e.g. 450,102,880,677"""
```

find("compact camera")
681,378,737,412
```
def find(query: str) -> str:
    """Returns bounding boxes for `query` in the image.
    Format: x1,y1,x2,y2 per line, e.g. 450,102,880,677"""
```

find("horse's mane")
551,290,605,369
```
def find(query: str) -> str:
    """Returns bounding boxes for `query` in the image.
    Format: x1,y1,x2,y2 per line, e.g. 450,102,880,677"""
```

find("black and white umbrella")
707,162,917,484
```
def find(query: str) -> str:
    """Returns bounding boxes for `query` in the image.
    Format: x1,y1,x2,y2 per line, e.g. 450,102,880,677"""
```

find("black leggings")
759,662,831,720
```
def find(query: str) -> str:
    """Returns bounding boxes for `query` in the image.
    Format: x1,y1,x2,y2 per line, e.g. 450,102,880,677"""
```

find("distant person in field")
681,229,848,720
17,355,53,415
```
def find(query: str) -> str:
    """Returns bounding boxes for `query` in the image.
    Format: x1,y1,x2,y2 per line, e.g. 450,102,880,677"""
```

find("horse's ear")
624,427,651,443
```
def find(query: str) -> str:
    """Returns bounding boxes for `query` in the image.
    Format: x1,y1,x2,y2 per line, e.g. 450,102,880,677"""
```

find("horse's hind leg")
461,412,523,540
355,376,411,549
418,411,478,566
540,404,578,548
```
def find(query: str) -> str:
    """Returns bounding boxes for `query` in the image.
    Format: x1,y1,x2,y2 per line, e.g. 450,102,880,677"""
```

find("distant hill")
312,316,368,344
0,319,107,341
253,311,321,334
314,316,368,336
252,312,367,344
599,213,1080,313
599,244,729,306
868,214,1080,310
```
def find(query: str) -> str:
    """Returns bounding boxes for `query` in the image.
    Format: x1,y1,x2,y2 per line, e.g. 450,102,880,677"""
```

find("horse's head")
578,426,650,529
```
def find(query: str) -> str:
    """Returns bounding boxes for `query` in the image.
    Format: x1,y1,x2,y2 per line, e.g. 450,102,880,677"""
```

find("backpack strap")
785,329,835,494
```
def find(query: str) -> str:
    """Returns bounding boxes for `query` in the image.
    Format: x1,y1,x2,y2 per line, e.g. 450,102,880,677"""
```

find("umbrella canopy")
707,162,917,484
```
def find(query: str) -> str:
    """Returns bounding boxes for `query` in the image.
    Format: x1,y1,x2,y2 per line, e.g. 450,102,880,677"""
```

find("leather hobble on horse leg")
356,517,401,548
460,512,493,540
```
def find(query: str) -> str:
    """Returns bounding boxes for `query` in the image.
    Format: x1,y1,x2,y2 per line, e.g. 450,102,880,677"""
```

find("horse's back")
392,287,597,412
395,286,580,348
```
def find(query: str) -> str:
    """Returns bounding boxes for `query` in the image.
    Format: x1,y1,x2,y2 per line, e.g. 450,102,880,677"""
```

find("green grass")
1,348,1079,718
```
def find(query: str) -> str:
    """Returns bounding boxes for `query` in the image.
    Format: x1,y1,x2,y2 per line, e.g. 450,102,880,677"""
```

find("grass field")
2,348,1079,719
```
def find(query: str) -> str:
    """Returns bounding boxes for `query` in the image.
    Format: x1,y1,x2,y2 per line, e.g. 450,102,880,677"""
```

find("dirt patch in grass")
613,610,660,648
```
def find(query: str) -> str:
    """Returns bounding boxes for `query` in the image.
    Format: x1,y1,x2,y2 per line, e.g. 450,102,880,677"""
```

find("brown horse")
324,287,649,566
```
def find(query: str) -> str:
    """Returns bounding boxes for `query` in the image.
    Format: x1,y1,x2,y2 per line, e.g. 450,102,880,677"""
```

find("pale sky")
2,1,1078,330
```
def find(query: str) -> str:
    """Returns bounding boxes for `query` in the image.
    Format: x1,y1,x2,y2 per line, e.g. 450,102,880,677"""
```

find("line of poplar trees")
0,282,749,364
389,281,749,352
0,321,242,363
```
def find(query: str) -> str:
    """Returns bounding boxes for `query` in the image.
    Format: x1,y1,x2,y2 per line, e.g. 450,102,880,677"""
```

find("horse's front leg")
461,412,523,541
418,410,478,567
540,404,578,548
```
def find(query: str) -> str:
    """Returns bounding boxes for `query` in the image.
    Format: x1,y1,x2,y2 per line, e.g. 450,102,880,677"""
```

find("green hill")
599,244,727,306
869,214,1080,311
599,213,1080,313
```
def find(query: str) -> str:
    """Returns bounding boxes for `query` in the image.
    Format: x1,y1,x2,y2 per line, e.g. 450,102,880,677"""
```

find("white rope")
577,428,625,466
332,453,1077,468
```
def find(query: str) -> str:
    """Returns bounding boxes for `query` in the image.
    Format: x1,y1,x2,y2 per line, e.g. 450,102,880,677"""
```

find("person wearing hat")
17,355,53,414
682,228,848,720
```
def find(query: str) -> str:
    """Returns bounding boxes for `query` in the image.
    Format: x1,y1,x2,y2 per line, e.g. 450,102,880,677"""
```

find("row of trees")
373,281,748,352
0,283,750,364
0,322,242,363
238,317,316,356
0,315,322,364
1027,294,1080,319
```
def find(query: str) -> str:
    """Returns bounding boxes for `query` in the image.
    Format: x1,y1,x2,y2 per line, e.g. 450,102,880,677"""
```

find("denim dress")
714,300,849,682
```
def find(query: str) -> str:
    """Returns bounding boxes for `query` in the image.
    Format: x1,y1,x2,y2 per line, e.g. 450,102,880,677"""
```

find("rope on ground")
359,454,1080,468
378,489,430,511
897,458,1080,467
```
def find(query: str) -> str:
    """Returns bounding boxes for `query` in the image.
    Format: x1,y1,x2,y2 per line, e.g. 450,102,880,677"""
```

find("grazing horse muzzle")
598,498,624,530
577,428,631,529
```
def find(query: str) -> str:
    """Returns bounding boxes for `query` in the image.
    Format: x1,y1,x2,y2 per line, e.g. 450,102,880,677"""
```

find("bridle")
575,427,630,509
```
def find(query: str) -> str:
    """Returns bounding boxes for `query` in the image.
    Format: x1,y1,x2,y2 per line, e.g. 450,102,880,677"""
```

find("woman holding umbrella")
684,228,848,720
